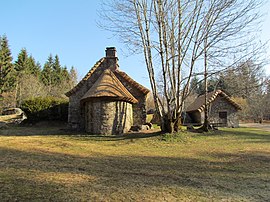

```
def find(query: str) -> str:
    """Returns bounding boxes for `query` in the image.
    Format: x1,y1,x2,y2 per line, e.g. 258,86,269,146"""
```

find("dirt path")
240,123,270,132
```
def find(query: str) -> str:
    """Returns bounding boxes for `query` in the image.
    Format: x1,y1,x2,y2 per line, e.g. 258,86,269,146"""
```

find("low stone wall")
84,100,133,135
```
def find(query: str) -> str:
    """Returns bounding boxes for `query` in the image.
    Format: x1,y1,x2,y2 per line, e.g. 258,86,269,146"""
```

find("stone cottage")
65,47,150,134
184,90,241,127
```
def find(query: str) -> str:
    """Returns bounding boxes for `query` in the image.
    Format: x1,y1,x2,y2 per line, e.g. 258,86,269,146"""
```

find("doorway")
219,111,228,126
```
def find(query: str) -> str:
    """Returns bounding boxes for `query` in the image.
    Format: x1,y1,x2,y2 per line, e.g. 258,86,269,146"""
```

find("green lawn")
0,126,269,201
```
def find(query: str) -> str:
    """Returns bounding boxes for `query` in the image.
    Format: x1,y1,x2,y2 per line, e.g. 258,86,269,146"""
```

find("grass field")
0,125,269,201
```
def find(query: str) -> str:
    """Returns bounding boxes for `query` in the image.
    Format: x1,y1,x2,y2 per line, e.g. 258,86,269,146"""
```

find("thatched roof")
114,70,150,95
65,58,105,97
81,69,138,104
65,58,149,97
186,90,241,112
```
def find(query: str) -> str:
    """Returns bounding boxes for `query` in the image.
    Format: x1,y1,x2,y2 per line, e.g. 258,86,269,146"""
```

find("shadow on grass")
0,125,76,136
1,124,270,145
70,130,163,142
0,146,269,201
0,124,163,141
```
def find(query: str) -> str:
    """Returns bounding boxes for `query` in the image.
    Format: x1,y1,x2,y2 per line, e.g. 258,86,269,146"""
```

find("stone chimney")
105,47,119,71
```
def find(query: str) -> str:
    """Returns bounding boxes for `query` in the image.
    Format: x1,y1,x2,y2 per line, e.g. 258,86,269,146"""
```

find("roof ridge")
218,91,242,110
187,90,241,112
65,57,105,97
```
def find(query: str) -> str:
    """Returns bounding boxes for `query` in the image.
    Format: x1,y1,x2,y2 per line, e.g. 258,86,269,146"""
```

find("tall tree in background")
14,48,41,77
264,80,270,120
101,0,264,133
0,34,77,108
69,66,78,88
14,48,43,106
0,35,15,94
40,54,77,98
189,76,200,95
190,76,222,96
218,60,267,121
15,48,28,73
52,55,62,85
27,56,41,77
41,54,54,89
220,60,265,98
61,66,70,81
14,48,29,106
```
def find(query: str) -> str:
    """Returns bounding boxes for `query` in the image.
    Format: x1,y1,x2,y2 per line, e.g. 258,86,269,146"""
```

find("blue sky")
0,0,269,89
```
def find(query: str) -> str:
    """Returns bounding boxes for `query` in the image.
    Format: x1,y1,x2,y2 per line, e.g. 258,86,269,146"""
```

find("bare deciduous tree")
100,0,264,133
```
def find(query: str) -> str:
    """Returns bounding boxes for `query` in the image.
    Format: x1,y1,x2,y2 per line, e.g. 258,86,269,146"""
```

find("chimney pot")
106,47,117,58
105,47,118,71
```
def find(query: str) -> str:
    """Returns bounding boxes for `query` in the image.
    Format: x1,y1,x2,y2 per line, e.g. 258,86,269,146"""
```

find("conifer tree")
189,76,199,95
69,66,77,87
41,54,54,87
52,54,62,85
14,48,29,106
15,48,41,78
14,49,42,106
27,56,41,77
0,35,15,94
61,66,70,81
15,48,28,73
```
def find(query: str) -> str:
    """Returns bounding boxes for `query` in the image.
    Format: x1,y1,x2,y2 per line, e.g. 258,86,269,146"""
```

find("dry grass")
0,125,269,201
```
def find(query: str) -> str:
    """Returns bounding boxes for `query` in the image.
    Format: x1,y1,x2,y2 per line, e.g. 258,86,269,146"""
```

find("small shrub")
21,97,68,123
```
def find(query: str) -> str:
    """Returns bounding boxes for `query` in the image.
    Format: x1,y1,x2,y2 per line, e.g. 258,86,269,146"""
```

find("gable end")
65,57,105,97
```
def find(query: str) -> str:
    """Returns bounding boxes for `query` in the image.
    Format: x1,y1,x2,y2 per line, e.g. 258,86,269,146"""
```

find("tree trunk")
160,114,181,133
174,116,181,132
201,22,210,132
160,114,174,133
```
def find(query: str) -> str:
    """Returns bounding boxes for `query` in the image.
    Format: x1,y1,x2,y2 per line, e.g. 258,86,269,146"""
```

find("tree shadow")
0,124,163,142
0,147,269,201
66,130,163,142
0,125,76,136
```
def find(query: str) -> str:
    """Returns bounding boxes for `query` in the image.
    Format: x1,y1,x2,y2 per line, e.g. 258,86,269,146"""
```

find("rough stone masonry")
65,47,149,135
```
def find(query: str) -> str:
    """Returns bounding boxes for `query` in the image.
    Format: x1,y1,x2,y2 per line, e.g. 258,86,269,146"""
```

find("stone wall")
209,96,239,127
84,100,133,135
115,75,147,125
68,61,109,130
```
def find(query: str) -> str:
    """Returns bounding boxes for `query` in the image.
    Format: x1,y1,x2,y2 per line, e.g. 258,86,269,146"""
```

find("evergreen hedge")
21,97,68,123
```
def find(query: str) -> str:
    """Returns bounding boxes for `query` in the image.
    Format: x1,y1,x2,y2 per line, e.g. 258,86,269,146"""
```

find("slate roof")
186,90,241,112
65,58,150,97
80,69,138,104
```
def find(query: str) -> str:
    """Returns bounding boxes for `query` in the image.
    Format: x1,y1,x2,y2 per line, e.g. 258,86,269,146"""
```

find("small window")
219,111,227,119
